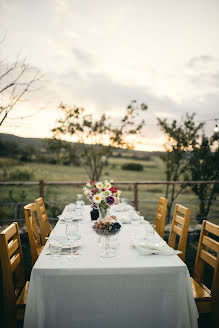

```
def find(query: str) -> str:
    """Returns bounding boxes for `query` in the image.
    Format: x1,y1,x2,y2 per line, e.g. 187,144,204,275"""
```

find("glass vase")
99,206,110,220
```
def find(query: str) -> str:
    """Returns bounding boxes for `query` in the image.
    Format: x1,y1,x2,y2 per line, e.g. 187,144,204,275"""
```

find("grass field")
0,156,218,226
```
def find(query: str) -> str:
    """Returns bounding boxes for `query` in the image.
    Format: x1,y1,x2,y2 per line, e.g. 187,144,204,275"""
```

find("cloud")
187,55,215,68
185,54,219,90
55,0,69,14
71,47,95,67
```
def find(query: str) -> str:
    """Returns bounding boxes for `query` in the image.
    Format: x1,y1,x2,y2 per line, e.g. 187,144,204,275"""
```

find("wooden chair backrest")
168,204,191,262
34,197,51,245
24,203,42,266
155,197,168,239
193,220,219,304
0,222,25,327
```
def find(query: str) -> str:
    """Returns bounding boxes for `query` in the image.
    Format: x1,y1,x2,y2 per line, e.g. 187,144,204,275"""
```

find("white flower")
104,181,112,189
117,190,121,196
96,181,103,189
93,194,102,204
86,182,91,187
83,187,89,195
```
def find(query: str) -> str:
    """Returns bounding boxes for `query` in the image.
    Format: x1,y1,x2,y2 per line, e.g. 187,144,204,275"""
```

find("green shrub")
121,162,144,171
8,169,35,181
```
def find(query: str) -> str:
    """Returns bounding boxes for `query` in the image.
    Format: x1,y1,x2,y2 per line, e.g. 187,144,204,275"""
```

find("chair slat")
176,205,188,215
205,221,219,237
173,224,182,236
192,220,219,323
174,214,184,226
0,222,27,327
202,235,219,253
200,249,216,268
8,239,19,258
4,224,17,241
168,204,191,262
154,197,167,239
10,253,21,272
24,203,43,266
35,197,51,245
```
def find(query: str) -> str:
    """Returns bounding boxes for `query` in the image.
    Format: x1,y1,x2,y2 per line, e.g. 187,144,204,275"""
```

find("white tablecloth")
24,206,198,328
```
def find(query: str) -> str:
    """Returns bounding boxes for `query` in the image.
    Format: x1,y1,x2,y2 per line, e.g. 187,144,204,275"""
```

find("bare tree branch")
0,53,42,126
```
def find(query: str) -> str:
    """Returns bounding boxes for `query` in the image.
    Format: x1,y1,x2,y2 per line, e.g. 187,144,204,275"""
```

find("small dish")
48,235,82,249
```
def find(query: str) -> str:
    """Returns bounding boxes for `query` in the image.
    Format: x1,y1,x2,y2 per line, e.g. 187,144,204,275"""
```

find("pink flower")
91,188,99,195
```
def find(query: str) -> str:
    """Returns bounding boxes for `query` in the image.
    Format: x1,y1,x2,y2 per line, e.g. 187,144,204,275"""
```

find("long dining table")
24,205,198,328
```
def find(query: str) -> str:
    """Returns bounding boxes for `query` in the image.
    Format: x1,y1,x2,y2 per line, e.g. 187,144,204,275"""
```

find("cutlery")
46,251,82,255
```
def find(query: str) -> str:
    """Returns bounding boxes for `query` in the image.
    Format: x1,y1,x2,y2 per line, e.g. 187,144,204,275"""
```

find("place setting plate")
46,235,82,249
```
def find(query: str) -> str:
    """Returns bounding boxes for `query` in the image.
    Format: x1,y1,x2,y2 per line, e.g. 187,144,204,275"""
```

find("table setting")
24,180,198,328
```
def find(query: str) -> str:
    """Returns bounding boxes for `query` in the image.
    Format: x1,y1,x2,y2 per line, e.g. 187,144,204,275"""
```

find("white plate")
131,237,165,247
57,215,82,221
48,235,82,249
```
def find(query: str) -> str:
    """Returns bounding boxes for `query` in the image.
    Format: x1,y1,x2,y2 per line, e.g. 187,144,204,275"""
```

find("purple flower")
91,202,99,209
105,195,116,206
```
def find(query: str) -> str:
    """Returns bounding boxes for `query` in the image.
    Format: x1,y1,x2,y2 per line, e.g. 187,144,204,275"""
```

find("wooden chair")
34,197,51,245
168,204,191,262
0,222,29,328
24,203,43,266
191,220,219,326
154,197,168,239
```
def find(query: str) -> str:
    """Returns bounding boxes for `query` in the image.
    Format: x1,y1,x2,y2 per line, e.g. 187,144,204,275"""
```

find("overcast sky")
0,0,219,150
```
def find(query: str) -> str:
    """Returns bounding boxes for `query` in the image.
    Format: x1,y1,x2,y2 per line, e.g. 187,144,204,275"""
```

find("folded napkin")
58,205,81,221
119,216,131,224
112,204,132,212
134,240,182,256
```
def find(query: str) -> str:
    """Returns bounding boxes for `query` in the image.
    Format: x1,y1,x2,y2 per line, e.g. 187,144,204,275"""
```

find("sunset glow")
0,0,219,151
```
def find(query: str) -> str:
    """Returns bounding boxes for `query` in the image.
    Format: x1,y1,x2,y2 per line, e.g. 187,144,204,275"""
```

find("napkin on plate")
134,240,182,256
119,216,131,224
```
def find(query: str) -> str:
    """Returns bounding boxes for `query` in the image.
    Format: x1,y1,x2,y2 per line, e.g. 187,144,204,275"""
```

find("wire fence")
0,180,219,225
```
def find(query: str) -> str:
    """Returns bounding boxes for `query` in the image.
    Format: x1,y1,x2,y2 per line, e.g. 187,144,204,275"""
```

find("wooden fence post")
39,180,44,199
134,183,138,210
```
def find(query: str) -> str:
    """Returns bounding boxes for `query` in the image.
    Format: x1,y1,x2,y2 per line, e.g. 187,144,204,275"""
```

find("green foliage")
122,162,144,171
52,100,148,180
44,138,80,166
8,169,35,181
0,140,20,158
157,113,204,221
188,133,219,222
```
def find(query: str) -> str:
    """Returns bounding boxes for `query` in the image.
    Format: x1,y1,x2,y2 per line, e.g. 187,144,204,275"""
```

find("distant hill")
0,133,43,148
0,133,164,159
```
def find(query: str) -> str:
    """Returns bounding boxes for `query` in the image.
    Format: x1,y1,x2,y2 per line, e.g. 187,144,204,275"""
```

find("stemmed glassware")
76,194,85,208
64,203,76,223
66,221,79,257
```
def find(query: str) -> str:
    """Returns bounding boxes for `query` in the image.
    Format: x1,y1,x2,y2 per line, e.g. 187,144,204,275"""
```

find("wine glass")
75,203,83,221
76,194,85,207
66,222,78,257
64,203,75,223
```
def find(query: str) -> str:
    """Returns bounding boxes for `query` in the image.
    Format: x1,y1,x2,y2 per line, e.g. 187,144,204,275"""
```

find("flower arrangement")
83,180,121,219
93,216,121,236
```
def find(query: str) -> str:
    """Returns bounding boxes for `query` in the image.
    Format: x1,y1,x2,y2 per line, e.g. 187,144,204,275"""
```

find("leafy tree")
44,138,80,166
157,113,204,221
0,140,20,158
52,100,148,180
188,133,219,222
